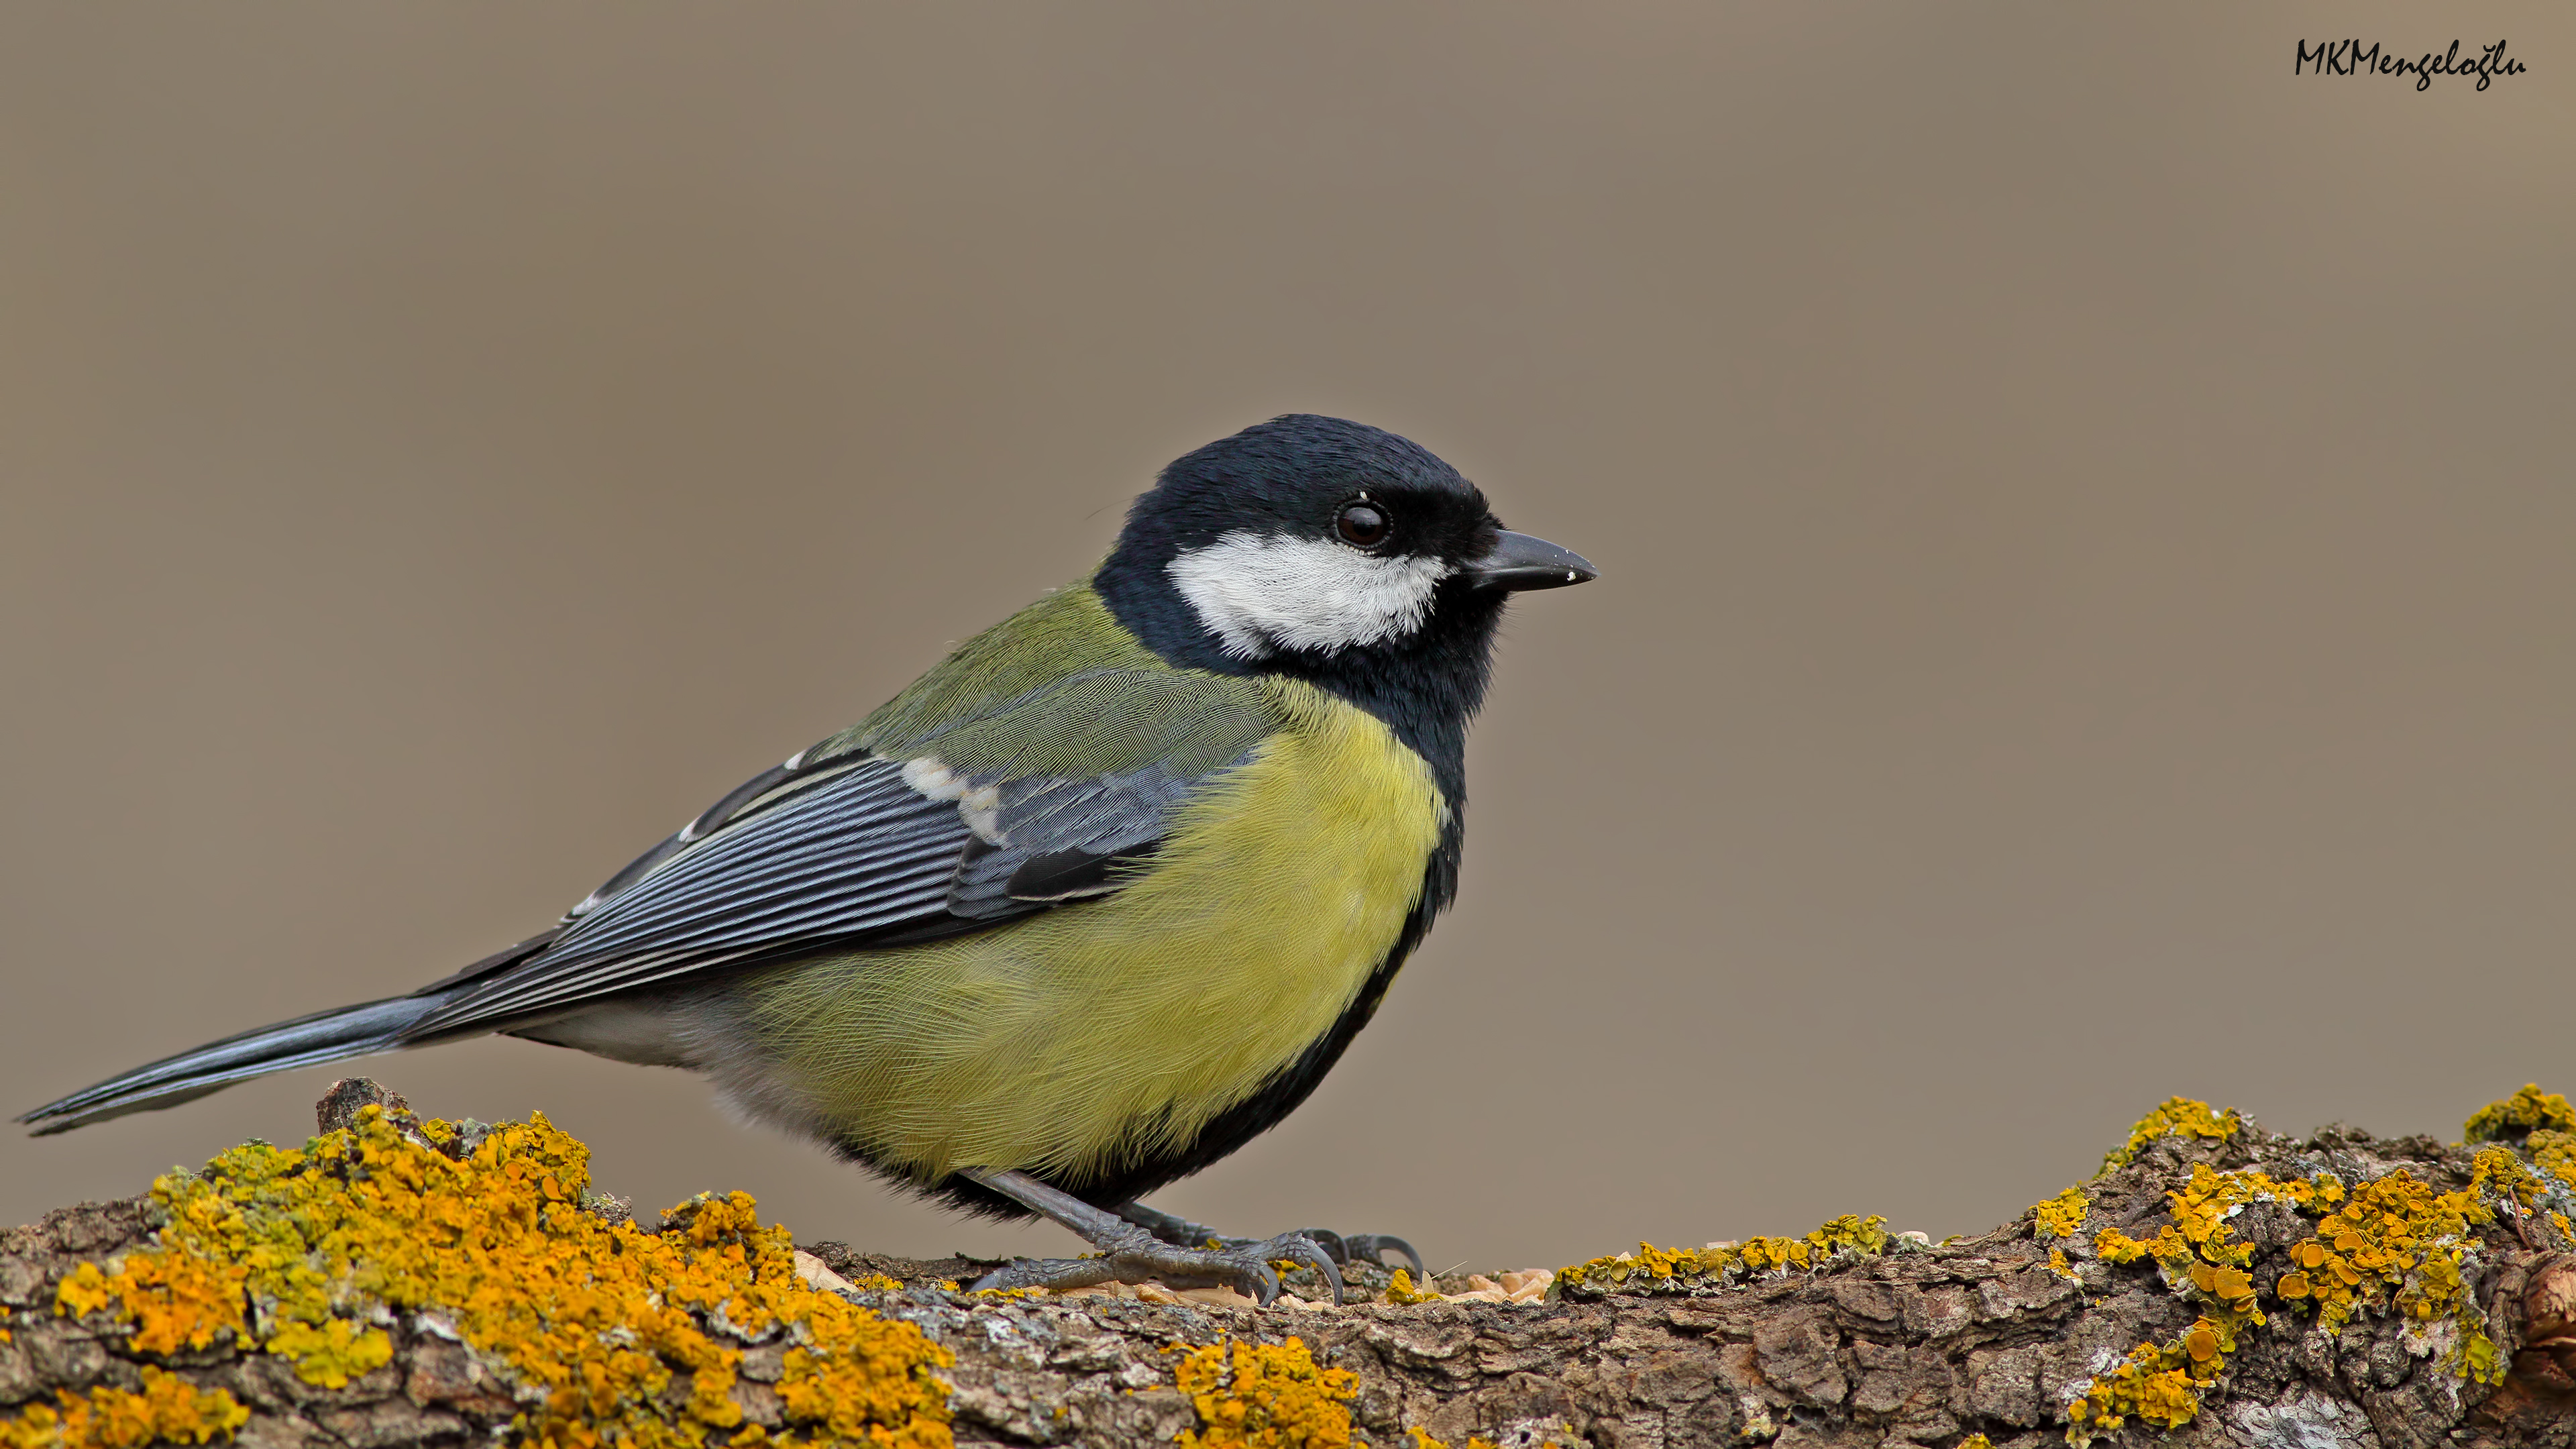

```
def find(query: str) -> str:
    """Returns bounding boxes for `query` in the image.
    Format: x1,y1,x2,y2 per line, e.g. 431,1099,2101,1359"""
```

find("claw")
1346,1233,1427,1280
1261,1232,1346,1305
1234,1258,1286,1307
1294,1228,1426,1281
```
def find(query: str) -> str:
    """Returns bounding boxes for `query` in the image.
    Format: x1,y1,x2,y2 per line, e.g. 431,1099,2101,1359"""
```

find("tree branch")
5,1081,2574,1448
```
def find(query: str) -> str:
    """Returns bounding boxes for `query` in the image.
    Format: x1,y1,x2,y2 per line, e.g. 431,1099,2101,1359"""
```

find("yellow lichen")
2092,1228,2153,1265
2045,1248,2078,1283
52,1246,247,1358
28,1106,952,1449
2100,1097,2243,1175
1554,1243,1730,1294
2065,1163,2301,1439
2527,1131,2576,1189
2067,1100,2545,1443
2032,1186,2088,1240
1957,1438,1994,1449
1382,1271,1444,1306
2088,1163,2328,1289
2065,1318,2232,1444
260,1318,393,1391
2464,1084,2575,1142
1169,1338,1354,1449
2074,1143,2512,1443
1734,1236,1809,1273
2472,1144,2549,1213
0,1367,250,1449
1804,1214,1893,1257
2275,1165,2502,1381
1556,1215,1888,1296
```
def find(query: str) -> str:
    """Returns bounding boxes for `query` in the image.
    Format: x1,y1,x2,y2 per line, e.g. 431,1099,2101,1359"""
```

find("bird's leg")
962,1168,1344,1306
1117,1199,1427,1281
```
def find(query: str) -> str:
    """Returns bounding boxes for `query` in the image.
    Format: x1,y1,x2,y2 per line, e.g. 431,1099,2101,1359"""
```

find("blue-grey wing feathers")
411,757,971,1034
945,759,1222,916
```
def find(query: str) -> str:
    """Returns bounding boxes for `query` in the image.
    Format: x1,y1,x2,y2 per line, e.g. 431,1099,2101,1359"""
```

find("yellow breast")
741,677,1448,1185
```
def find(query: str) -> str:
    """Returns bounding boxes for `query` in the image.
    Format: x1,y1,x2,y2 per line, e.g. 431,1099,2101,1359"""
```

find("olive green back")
817,582,1278,782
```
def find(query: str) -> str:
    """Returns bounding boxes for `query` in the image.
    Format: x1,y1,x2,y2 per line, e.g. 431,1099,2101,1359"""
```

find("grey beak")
1466,531,1599,591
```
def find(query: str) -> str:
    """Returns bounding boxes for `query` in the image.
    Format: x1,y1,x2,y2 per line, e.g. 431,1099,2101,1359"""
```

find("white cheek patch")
1167,531,1451,659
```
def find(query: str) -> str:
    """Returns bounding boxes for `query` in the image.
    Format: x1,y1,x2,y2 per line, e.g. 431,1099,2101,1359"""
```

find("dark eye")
1335,500,1391,548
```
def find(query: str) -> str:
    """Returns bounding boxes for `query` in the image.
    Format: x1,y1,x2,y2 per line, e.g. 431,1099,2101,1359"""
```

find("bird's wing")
405,589,1279,1039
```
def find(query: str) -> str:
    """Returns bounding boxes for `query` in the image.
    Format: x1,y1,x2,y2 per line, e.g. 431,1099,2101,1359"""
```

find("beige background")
4,4,2571,1272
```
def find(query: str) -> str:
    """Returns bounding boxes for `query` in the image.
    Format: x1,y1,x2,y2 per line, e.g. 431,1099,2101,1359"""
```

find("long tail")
17,995,446,1135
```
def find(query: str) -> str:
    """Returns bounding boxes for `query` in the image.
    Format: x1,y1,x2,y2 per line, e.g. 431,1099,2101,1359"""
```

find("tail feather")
17,996,444,1135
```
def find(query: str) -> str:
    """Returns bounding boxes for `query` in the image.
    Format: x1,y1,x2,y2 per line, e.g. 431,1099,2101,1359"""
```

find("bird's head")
1096,415,1596,682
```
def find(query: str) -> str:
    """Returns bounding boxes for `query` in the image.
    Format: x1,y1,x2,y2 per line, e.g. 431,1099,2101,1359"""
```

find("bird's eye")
1335,500,1391,548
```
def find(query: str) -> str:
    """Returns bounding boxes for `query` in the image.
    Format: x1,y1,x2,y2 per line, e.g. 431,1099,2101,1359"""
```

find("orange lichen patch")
2099,1097,2242,1175
0,1366,250,1449
1169,1338,1355,1449
2064,1316,2233,1445
2045,1248,2078,1283
53,1244,248,1358
2072,1091,2576,1440
2465,1085,2576,1143
2090,1163,2331,1289
2032,1186,2088,1240
2092,1228,2153,1266
2084,1152,2511,1436
2068,1135,2530,1439
1556,1215,1890,1296
2082,1150,2516,1426
36,1106,951,1449
2278,1166,2502,1381
2185,1262,2257,1319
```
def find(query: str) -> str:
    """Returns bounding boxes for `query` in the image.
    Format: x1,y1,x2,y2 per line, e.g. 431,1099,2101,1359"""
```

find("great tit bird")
22,414,1595,1303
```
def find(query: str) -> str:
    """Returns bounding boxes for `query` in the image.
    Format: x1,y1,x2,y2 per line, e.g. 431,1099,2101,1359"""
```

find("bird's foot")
969,1224,1342,1306
1298,1228,1428,1281
1116,1201,1426,1281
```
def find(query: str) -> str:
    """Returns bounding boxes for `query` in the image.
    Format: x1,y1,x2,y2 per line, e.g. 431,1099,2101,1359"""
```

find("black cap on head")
1117,415,1495,566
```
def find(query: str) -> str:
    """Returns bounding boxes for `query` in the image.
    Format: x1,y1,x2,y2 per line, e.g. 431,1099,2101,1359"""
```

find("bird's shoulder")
816,580,1283,784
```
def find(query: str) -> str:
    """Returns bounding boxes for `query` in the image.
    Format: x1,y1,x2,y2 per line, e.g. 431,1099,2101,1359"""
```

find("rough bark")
5,1084,2575,1449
